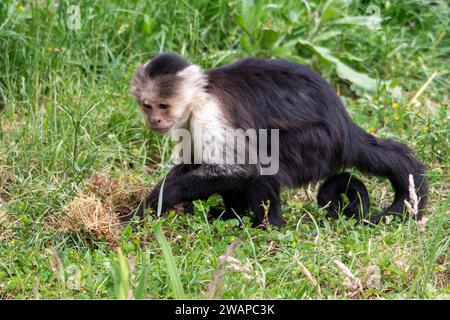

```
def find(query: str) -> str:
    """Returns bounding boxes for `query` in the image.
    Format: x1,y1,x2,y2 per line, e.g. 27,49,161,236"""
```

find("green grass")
0,0,449,299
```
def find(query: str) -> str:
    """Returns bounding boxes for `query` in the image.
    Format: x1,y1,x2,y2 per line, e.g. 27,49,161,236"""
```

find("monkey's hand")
137,183,183,217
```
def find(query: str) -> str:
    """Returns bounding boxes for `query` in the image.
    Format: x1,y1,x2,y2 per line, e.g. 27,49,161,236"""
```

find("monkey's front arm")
135,164,257,218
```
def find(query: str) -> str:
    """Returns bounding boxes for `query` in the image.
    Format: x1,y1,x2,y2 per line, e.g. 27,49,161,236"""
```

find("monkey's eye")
158,104,169,110
143,103,152,110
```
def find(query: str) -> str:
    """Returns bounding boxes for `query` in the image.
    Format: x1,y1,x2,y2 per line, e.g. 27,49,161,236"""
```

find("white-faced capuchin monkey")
129,53,427,227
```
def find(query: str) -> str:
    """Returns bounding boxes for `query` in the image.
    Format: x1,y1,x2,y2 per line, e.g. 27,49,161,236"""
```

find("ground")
0,0,448,299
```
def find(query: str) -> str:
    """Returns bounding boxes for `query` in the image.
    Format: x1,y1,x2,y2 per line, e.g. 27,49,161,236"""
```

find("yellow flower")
369,127,377,134
225,224,229,229
131,148,140,156
230,236,235,242
435,265,445,272
394,115,400,121
392,103,399,109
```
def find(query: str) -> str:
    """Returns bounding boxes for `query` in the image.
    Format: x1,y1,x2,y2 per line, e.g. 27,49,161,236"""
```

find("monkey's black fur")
144,52,189,78
317,172,370,221
132,54,428,227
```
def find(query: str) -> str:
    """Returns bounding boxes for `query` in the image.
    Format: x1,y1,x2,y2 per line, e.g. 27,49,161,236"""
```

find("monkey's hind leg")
317,172,371,222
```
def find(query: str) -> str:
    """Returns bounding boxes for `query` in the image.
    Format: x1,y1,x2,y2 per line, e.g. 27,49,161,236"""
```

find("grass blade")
154,221,186,299
153,175,186,299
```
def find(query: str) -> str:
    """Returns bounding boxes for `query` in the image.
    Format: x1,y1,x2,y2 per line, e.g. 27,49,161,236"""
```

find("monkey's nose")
150,117,162,125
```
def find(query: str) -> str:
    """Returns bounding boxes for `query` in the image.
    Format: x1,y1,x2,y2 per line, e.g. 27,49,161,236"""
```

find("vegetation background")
0,0,448,299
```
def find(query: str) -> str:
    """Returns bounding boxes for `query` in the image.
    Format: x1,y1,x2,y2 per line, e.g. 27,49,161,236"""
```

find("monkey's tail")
350,126,428,222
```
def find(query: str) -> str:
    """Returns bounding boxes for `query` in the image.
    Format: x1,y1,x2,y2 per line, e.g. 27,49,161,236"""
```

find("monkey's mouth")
151,126,172,134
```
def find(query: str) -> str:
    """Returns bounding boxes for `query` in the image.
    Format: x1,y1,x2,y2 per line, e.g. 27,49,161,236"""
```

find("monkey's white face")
138,98,175,133
131,64,206,135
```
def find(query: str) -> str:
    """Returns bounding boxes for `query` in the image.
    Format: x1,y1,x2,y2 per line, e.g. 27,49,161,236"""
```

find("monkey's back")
207,58,349,127
207,58,354,186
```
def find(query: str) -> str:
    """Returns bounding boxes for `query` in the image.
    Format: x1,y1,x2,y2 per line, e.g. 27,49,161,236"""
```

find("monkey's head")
130,53,205,134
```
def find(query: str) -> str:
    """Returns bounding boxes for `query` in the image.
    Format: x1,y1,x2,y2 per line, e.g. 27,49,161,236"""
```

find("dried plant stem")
404,174,419,218
298,262,322,299
48,249,65,289
409,71,437,105
205,237,241,299
334,260,363,298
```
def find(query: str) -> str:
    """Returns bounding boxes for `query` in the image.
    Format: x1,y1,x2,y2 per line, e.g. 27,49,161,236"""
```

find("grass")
0,0,449,299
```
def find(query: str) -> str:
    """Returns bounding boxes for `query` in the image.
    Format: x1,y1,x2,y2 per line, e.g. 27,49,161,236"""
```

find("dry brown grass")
0,162,19,241
0,164,14,204
0,207,19,242
59,173,148,242
0,111,24,133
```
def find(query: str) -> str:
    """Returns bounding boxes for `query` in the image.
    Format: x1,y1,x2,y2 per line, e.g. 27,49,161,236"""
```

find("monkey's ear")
130,64,147,98
134,64,146,79
177,64,205,87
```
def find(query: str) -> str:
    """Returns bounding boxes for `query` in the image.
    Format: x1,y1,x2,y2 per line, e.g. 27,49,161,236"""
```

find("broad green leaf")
272,45,294,58
235,14,249,34
298,39,379,92
141,15,151,34
134,258,147,299
260,29,278,49
240,33,252,51
113,249,129,300
239,0,265,33
321,0,347,23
